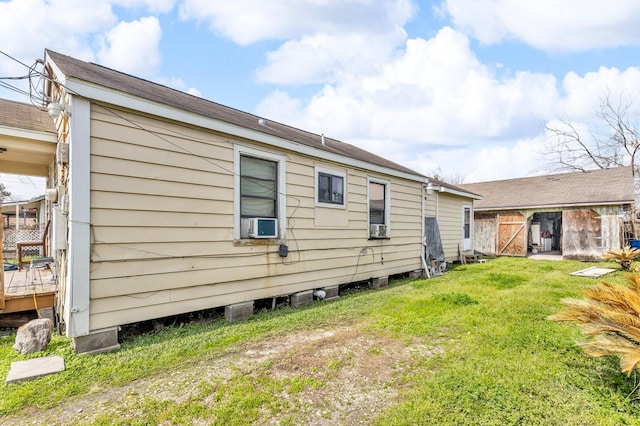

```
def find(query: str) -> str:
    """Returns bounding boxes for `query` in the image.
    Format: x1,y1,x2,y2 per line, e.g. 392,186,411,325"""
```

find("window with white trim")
240,155,277,218
315,167,346,208
234,146,286,240
368,177,390,238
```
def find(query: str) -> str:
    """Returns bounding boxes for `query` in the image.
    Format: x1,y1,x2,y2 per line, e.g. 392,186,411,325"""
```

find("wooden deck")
1,267,56,314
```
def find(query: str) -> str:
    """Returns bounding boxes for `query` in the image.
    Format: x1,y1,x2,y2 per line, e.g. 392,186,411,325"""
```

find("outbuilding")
458,167,634,260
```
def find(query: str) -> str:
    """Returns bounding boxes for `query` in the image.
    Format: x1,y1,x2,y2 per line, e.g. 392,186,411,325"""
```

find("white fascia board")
475,201,630,212
0,124,57,143
441,187,483,200
63,78,427,184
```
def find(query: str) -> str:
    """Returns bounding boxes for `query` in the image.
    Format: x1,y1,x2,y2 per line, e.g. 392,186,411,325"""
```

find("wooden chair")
17,220,50,271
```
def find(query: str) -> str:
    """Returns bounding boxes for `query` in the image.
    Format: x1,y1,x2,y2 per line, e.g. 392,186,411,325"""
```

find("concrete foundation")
37,307,56,323
371,276,389,289
322,285,340,301
290,290,313,307
409,270,424,279
73,328,120,354
225,301,254,323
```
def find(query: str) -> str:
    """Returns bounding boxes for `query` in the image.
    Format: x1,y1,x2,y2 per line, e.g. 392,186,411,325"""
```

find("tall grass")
1,257,638,424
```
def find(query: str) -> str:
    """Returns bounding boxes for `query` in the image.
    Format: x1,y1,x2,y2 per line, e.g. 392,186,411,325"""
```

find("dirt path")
6,325,443,425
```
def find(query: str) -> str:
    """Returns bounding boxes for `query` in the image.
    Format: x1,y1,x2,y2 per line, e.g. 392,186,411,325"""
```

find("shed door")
497,213,527,256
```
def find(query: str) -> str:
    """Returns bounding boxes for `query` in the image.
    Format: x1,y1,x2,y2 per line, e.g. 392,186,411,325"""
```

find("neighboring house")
458,167,634,261
0,98,55,246
2,195,47,256
0,49,478,353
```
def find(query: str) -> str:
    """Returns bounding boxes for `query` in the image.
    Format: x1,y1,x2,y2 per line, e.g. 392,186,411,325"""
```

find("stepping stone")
6,356,65,384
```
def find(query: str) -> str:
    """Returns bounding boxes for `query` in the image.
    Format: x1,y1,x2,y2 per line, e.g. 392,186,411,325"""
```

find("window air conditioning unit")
370,224,387,238
248,218,278,238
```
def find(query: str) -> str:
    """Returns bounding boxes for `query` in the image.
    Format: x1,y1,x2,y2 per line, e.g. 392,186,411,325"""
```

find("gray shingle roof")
458,167,634,211
0,98,56,134
46,50,422,177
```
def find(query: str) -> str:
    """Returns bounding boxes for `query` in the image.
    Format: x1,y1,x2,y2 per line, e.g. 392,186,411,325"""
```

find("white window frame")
314,166,347,209
234,145,286,241
367,177,391,238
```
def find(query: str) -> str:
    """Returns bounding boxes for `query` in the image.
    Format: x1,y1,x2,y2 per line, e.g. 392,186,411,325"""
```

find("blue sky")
2,0,640,200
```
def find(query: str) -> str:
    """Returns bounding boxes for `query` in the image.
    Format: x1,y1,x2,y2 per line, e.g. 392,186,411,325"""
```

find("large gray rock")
13,318,53,355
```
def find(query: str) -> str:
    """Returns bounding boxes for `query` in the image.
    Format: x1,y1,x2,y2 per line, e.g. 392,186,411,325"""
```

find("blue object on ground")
3,261,17,271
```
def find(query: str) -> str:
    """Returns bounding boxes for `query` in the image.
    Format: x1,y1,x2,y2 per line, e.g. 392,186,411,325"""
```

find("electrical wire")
1,48,385,276
0,80,31,97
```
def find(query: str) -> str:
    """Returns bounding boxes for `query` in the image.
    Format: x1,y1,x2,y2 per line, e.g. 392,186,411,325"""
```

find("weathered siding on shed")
473,213,496,256
87,105,423,330
562,209,602,261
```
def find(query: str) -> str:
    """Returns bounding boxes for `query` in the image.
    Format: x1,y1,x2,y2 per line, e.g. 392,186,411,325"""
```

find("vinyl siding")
424,191,468,262
87,104,423,330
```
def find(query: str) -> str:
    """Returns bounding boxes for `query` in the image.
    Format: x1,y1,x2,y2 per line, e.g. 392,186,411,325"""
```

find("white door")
463,204,472,251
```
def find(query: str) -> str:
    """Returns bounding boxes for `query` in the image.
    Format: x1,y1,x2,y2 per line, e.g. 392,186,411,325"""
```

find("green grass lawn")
2,257,640,424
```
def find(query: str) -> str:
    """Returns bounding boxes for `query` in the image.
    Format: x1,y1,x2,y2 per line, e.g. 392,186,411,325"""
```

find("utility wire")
0,48,380,271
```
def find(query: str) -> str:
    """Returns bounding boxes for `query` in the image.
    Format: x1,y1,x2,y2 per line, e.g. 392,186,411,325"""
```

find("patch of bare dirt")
5,324,444,425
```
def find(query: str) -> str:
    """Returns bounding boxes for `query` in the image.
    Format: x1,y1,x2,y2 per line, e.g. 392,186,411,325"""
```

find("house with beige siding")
0,49,478,352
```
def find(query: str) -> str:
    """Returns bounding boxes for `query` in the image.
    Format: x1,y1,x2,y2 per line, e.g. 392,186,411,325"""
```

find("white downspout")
421,181,431,278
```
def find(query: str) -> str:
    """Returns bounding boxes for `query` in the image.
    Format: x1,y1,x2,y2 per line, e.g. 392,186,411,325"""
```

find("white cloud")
179,0,415,45
0,0,116,63
257,27,558,148
561,67,640,117
96,16,162,77
405,137,544,183
112,0,178,13
254,24,640,182
443,0,640,52
256,31,406,85
179,0,413,87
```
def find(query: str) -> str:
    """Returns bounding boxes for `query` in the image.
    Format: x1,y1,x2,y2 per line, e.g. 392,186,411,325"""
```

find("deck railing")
2,225,45,258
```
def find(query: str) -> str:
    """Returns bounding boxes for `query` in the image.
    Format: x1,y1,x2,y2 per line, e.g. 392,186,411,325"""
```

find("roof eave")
47,53,427,184
474,200,633,211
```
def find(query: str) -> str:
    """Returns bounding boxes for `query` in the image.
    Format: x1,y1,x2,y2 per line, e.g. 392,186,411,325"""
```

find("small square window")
318,172,344,204
315,167,346,208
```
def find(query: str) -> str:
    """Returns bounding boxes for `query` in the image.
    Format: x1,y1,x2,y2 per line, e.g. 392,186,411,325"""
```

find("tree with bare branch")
544,91,640,238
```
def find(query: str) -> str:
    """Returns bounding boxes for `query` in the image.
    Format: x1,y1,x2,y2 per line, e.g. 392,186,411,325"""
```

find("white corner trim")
66,95,91,337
